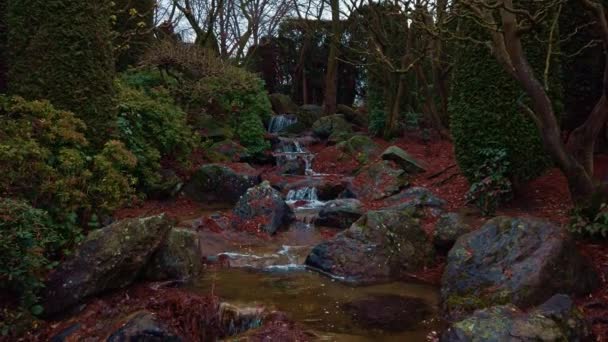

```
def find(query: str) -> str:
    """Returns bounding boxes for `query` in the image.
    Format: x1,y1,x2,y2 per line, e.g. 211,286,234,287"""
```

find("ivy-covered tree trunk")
114,0,156,71
0,0,7,93
7,0,117,146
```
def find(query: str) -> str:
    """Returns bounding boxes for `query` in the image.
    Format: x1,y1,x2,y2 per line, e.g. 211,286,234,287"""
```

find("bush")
0,96,136,220
142,42,271,155
0,199,79,313
7,0,116,145
450,12,561,184
465,148,514,216
569,190,608,239
116,79,196,193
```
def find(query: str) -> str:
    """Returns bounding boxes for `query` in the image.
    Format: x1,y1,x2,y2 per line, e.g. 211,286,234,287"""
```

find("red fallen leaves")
29,284,222,342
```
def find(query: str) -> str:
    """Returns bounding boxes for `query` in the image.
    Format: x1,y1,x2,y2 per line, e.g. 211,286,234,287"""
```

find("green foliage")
568,190,608,239
0,0,7,93
0,96,136,220
236,110,271,155
116,78,196,193
465,148,514,216
7,0,116,145
450,9,562,184
0,199,80,313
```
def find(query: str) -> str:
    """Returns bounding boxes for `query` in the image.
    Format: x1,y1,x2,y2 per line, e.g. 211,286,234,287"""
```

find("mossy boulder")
316,199,365,229
147,169,183,200
306,208,434,283
381,146,425,174
42,215,174,316
207,140,250,163
441,216,599,319
433,213,472,251
183,164,261,205
337,135,379,165
441,294,590,341
107,311,182,342
295,104,324,128
383,187,446,211
143,228,202,281
269,93,298,114
232,181,294,235
337,104,368,128
350,160,409,201
312,114,353,140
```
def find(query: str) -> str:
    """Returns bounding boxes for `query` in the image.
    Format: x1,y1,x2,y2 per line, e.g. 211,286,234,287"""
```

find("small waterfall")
274,138,317,176
268,114,297,133
287,187,319,202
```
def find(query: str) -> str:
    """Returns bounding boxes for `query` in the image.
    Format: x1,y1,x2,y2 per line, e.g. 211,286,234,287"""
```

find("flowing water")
268,114,298,133
193,128,442,340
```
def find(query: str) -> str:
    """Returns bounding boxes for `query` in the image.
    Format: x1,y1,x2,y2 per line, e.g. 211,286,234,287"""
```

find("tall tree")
323,0,340,114
449,0,608,203
8,0,117,145
0,0,7,93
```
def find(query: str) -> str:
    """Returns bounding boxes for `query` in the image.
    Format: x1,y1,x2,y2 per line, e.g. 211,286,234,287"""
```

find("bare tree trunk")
323,0,340,114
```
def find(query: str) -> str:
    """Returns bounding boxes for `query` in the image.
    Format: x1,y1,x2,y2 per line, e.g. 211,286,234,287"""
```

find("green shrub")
236,110,271,155
0,199,80,313
568,190,608,239
465,148,514,216
0,96,136,220
116,79,196,193
450,12,562,184
7,0,116,146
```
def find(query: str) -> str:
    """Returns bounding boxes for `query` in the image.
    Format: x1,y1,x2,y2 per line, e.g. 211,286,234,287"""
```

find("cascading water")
287,187,318,202
268,114,298,134
274,139,316,176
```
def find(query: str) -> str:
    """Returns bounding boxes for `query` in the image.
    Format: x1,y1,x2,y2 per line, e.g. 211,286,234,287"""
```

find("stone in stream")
433,212,472,251
349,160,409,201
312,114,353,140
381,145,426,174
183,163,261,205
441,216,599,319
440,294,591,342
343,294,431,331
107,311,182,342
219,303,266,337
232,181,294,235
306,208,434,283
142,228,203,281
316,198,364,229
42,215,174,316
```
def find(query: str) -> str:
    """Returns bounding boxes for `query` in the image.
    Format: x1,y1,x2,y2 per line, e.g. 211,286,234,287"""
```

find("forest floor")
25,134,608,341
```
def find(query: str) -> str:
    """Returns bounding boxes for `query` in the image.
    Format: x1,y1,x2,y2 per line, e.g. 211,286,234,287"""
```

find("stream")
190,115,443,340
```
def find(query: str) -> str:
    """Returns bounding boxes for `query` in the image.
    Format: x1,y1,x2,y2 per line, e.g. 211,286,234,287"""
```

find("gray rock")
232,181,294,234
107,311,182,342
316,199,364,229
433,213,472,250
306,208,434,283
43,215,174,316
441,216,599,319
381,146,426,174
312,114,353,140
183,163,261,205
440,294,591,342
350,160,409,201
143,228,203,281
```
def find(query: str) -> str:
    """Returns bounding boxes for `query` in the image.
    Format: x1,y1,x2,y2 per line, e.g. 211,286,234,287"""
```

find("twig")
427,164,457,180
433,172,461,186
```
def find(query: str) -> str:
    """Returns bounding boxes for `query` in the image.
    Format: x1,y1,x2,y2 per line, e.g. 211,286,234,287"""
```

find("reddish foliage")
313,144,361,175
114,196,208,221
28,284,221,341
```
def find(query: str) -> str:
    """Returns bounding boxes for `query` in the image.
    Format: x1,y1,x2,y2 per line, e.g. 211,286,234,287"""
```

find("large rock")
269,93,298,114
336,135,379,165
107,311,182,342
316,199,364,229
441,216,599,319
441,294,591,342
350,160,409,201
337,104,367,128
381,146,426,174
433,212,472,251
184,163,261,205
207,140,250,163
43,215,174,316
306,209,434,283
296,104,324,127
143,228,203,281
383,187,446,210
312,114,353,140
233,181,294,234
